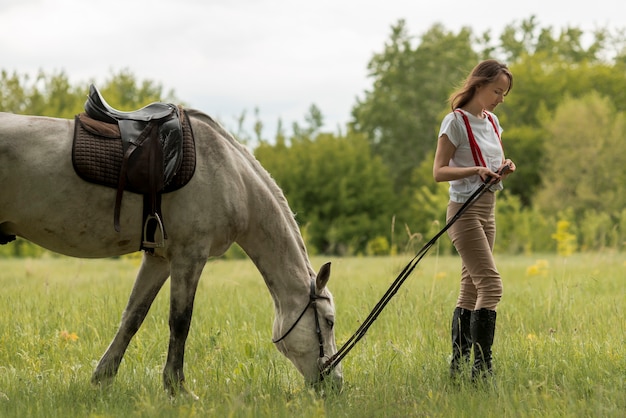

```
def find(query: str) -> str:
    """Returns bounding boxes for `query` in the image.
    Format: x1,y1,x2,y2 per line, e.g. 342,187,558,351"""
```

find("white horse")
0,109,342,396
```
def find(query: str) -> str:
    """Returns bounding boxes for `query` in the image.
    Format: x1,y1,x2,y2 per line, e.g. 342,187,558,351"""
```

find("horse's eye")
326,319,334,328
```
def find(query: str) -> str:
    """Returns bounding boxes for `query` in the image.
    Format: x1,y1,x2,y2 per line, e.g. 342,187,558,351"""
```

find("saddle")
73,85,196,251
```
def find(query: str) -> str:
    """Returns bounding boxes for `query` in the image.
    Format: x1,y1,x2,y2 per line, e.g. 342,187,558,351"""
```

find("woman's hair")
449,60,513,110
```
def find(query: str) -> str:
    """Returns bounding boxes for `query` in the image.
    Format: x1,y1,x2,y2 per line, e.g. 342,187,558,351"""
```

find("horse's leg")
162,257,206,398
91,253,170,385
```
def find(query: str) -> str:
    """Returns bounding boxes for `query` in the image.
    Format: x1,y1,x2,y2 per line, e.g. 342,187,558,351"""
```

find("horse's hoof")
310,376,343,397
166,381,199,401
183,389,200,401
91,371,115,388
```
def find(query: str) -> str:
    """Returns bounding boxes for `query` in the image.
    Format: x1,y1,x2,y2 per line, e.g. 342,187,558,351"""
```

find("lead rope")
320,166,509,377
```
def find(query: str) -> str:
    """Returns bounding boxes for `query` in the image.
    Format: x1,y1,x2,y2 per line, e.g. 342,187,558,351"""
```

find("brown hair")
449,60,513,110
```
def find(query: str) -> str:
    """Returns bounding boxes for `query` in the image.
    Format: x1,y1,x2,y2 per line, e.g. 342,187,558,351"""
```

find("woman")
433,59,515,382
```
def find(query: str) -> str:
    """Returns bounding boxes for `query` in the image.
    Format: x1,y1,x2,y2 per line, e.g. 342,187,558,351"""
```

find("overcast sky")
1,0,624,137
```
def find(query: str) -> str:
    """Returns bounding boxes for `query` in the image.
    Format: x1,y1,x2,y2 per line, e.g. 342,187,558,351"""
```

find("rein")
320,168,509,377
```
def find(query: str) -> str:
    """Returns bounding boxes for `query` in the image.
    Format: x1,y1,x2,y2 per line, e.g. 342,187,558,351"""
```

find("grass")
0,252,624,417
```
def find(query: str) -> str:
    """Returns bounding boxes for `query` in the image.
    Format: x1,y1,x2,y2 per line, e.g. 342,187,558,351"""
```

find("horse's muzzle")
313,357,343,393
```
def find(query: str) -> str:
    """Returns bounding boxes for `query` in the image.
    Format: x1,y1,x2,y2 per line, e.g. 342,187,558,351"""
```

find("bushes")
0,238,50,258
3,204,625,259
366,236,391,256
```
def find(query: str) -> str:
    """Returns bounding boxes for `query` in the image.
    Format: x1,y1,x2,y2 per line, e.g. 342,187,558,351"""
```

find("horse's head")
272,262,343,392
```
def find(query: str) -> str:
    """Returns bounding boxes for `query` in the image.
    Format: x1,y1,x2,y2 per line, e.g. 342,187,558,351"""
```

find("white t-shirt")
438,109,505,203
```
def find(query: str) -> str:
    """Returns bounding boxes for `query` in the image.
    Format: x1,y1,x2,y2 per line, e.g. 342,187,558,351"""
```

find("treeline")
258,17,626,256
2,16,626,257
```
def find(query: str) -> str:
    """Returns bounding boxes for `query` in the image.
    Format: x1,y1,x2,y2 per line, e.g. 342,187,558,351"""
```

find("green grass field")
0,252,623,417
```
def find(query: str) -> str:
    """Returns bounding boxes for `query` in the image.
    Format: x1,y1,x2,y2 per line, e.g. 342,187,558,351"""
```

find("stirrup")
142,213,165,249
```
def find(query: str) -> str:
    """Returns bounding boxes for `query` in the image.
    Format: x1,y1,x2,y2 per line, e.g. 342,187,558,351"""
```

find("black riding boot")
449,307,472,378
470,308,497,382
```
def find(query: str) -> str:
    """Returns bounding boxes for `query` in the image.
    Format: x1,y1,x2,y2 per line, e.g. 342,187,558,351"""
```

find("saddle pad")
72,106,196,193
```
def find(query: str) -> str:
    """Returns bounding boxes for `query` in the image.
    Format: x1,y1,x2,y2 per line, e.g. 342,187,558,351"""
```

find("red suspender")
485,113,502,143
454,109,503,167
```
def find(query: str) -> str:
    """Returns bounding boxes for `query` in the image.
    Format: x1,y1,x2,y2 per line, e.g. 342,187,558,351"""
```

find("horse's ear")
316,262,331,291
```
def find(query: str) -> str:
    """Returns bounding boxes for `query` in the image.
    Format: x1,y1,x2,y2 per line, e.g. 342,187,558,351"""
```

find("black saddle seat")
85,84,175,124
83,84,183,185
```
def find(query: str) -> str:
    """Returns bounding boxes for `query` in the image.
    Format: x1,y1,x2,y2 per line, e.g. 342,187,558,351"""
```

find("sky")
1,0,624,138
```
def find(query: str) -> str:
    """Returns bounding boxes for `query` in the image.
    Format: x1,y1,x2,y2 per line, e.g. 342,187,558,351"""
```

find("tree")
0,68,177,117
536,92,626,218
494,52,626,206
255,131,395,255
0,69,84,118
499,15,607,64
351,20,478,193
90,68,177,110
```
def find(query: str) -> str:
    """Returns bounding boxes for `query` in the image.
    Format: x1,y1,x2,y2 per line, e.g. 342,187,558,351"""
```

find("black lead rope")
320,168,509,377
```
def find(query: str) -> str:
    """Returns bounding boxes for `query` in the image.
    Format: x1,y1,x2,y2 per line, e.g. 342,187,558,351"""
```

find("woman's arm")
433,134,499,182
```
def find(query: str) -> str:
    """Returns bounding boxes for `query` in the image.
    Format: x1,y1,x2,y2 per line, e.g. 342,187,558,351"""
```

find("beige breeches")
446,192,502,311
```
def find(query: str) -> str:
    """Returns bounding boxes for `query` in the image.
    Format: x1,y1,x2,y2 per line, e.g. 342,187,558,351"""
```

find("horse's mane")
185,108,309,258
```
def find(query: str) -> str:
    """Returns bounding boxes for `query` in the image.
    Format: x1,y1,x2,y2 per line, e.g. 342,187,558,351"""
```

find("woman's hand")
490,159,515,184
477,166,500,183
499,159,516,176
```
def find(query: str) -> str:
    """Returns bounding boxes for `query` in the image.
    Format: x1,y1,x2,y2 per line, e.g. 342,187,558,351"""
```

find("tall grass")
0,253,623,417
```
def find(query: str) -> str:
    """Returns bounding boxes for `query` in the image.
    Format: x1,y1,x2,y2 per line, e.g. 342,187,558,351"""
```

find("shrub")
366,236,390,256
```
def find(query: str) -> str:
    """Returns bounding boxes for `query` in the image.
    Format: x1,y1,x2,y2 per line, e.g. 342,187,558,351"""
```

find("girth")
73,85,196,251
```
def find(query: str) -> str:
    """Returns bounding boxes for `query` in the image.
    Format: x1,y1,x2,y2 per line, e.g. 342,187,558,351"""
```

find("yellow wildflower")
526,259,550,277
551,220,576,257
59,330,79,342
526,265,539,276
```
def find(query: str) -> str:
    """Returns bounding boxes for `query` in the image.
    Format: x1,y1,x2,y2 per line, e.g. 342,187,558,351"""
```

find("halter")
272,280,329,361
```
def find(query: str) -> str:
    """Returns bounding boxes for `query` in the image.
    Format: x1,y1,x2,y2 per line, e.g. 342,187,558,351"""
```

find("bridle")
272,279,329,364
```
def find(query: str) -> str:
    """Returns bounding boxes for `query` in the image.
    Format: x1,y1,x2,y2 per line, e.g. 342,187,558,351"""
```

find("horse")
0,108,343,397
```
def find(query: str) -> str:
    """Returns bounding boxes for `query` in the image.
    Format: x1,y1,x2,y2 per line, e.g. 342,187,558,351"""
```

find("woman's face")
477,73,510,112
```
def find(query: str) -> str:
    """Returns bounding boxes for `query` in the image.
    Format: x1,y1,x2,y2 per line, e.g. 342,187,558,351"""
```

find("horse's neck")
188,109,312,306
237,191,313,308
230,154,312,306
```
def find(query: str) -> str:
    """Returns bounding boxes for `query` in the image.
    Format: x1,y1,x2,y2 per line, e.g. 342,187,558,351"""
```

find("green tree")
499,15,607,64
536,92,626,219
351,20,478,193
495,17,626,208
95,68,177,110
0,69,84,118
255,132,395,255
0,68,176,117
